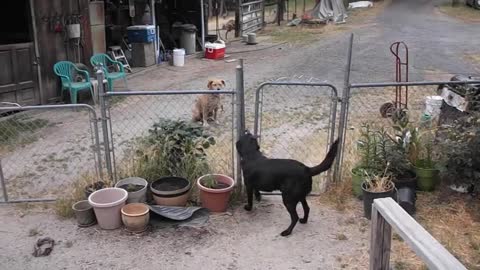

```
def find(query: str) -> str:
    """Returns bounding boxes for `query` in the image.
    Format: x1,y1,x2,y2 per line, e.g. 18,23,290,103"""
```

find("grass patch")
437,4,480,23
0,114,49,153
54,173,106,219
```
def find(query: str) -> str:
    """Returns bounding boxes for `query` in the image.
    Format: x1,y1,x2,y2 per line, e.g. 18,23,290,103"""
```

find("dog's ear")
221,80,226,87
207,80,213,89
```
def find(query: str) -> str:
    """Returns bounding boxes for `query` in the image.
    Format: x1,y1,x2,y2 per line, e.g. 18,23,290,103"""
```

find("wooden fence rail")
370,197,467,270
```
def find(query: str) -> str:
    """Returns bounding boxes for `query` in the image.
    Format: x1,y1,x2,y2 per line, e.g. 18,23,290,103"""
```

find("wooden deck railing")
370,197,467,270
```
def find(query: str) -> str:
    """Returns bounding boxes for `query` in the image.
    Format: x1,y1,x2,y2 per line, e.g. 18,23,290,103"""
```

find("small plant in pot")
385,108,418,189
197,174,235,212
408,126,439,192
115,177,148,203
361,165,396,220
353,123,393,199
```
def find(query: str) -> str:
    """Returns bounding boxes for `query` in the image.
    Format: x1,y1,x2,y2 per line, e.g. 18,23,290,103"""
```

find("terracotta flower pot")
150,177,191,206
197,174,235,212
121,203,150,233
88,188,128,230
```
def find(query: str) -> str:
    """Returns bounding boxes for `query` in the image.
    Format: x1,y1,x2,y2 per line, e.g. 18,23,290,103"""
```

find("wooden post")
370,203,392,270
235,0,240,37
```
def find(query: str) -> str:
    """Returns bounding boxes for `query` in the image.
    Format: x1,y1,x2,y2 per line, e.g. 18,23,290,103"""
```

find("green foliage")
120,119,214,183
439,113,480,186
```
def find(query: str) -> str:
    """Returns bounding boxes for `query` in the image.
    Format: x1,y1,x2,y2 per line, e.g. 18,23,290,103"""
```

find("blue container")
127,25,156,43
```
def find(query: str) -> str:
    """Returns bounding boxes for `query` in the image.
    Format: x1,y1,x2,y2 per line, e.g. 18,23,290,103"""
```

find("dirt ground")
1,0,480,268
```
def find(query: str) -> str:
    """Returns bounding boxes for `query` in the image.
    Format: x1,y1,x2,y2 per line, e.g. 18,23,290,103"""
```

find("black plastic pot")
361,182,396,220
397,187,416,216
393,170,417,190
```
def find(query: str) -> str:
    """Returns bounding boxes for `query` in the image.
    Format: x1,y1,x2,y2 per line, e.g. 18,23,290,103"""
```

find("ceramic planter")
121,203,150,233
115,177,148,203
72,200,96,227
88,187,128,230
150,177,191,206
361,182,396,220
197,174,235,212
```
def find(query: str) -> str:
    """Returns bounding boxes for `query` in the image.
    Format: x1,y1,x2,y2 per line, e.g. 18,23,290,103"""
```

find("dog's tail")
309,139,340,176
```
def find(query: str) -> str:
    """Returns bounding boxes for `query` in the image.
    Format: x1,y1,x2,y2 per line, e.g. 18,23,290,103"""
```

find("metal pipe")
97,68,114,182
0,160,8,202
29,0,44,104
106,90,236,96
150,0,158,64
333,33,354,183
201,0,206,51
0,198,56,204
350,80,480,88
235,59,245,192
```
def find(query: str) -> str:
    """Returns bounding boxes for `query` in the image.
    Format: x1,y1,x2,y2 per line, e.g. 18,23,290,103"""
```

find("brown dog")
192,79,225,126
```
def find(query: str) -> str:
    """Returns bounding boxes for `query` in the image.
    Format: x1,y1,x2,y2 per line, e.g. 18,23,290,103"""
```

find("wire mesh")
340,85,443,180
0,106,101,201
250,82,339,193
105,92,236,183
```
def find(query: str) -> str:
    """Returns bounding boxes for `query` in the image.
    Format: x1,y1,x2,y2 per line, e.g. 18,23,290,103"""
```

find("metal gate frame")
96,62,246,189
0,103,103,203
253,82,341,193
239,0,265,36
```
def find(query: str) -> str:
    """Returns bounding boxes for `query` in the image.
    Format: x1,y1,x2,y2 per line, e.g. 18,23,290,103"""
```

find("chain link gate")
0,103,103,203
253,82,340,194
95,63,245,189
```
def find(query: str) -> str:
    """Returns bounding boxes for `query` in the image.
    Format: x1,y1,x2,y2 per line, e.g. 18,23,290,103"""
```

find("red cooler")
205,40,226,59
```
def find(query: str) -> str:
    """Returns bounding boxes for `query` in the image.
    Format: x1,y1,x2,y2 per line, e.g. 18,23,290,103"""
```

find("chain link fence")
104,91,236,184
250,80,340,193
0,104,102,202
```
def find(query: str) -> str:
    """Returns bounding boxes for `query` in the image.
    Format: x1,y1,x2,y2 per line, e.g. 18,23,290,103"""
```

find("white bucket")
425,96,443,118
173,48,185,67
67,24,81,39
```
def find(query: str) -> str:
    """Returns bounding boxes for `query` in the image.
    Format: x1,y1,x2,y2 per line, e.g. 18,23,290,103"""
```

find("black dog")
236,131,339,236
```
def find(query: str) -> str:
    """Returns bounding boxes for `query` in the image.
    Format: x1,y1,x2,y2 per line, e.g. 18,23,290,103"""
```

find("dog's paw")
280,230,292,237
244,205,252,211
299,218,308,224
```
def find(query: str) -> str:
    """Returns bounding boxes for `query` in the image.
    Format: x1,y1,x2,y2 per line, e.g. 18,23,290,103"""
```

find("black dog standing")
236,131,339,236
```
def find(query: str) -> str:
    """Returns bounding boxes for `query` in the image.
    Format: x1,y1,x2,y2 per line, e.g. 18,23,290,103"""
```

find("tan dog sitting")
192,79,225,127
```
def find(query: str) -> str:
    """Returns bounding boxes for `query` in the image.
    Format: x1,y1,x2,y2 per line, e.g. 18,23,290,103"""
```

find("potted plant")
121,203,150,233
150,177,192,206
388,111,418,190
197,174,235,212
115,177,148,203
407,125,439,192
361,165,396,220
353,123,393,199
84,181,107,199
72,200,96,227
88,187,128,230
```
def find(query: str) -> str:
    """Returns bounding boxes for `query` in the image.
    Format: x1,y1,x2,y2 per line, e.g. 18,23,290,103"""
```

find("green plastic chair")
53,61,94,104
90,53,128,91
